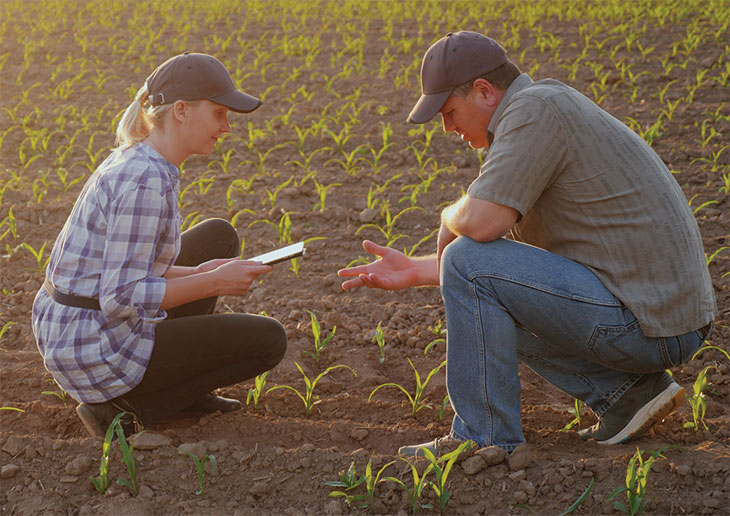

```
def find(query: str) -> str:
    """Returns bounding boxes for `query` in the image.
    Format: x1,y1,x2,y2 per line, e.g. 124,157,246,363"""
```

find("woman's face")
181,100,231,155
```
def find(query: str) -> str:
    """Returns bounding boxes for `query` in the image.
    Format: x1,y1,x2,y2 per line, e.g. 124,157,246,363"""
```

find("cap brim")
210,89,262,113
407,89,452,124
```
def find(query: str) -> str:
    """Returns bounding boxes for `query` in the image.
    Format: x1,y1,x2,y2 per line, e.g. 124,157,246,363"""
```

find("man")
338,31,716,456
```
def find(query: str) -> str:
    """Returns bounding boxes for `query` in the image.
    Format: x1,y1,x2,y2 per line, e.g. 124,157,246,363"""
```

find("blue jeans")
440,237,708,451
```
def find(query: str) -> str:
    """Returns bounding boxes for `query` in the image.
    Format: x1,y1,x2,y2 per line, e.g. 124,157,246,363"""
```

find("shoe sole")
76,403,105,437
398,440,438,458
599,383,685,445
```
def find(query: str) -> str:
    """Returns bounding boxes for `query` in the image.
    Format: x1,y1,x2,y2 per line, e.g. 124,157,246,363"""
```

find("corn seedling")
90,412,125,494
530,478,595,516
439,395,451,420
208,148,234,175
246,371,269,411
705,246,728,266
383,458,433,515
41,378,68,404
21,241,49,272
303,310,336,366
181,211,204,232
690,145,728,173
267,362,356,415
327,461,367,509
115,417,140,495
311,178,341,213
424,319,446,355
422,441,474,514
691,344,730,362
356,204,424,247
404,229,439,257
291,236,325,275
230,208,255,228
606,447,671,516
560,399,586,431
262,176,294,209
326,144,369,176
285,147,331,176
249,211,293,245
184,452,216,496
695,119,720,148
372,321,387,364
369,359,446,417
0,320,16,349
683,365,713,431
688,193,718,216
363,457,396,513
0,406,24,412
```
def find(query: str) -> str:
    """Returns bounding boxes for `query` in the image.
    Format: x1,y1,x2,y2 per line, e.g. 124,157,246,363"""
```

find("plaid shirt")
32,143,181,403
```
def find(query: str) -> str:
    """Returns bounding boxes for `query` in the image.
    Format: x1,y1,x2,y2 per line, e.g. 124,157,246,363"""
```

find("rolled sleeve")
100,185,170,322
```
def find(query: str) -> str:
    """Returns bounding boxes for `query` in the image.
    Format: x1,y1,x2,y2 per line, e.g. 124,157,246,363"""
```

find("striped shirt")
32,143,181,403
468,74,717,337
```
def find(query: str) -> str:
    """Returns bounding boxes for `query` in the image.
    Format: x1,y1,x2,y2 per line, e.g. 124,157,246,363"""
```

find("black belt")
44,279,101,310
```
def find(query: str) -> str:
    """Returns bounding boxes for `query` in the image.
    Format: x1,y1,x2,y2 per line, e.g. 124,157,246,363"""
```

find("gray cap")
408,31,508,124
146,53,261,113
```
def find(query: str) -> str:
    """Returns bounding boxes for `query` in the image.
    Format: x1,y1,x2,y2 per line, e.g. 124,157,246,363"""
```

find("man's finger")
341,277,364,290
362,239,387,257
338,266,367,278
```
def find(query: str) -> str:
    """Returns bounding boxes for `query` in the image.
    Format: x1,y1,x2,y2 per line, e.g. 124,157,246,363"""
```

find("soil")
1,2,728,515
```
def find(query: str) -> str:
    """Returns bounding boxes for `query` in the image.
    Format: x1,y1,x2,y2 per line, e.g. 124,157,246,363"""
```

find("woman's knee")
185,218,240,259
257,316,288,367
204,218,240,257
269,318,288,357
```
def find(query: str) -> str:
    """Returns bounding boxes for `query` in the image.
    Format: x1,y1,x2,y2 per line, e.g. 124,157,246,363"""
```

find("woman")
32,53,287,437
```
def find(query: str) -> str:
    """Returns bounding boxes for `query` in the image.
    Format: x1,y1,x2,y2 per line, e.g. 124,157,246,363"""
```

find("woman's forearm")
163,265,199,279
161,272,217,309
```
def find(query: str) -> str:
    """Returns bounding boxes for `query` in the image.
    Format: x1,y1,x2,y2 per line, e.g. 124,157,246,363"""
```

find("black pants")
120,218,287,424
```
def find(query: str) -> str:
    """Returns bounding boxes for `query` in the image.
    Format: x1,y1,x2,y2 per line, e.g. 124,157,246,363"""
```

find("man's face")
439,83,495,149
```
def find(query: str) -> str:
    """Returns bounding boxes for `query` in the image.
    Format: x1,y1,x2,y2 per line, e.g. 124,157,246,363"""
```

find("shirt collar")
139,142,180,182
487,73,534,139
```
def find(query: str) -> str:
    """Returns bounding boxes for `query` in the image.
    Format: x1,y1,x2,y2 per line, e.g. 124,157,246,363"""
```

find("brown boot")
76,399,140,438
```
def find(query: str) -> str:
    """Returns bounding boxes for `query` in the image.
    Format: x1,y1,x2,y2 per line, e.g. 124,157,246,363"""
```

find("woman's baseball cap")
408,32,508,124
145,53,262,113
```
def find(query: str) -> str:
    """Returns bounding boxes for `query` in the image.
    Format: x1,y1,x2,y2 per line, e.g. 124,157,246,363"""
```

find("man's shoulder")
512,78,576,103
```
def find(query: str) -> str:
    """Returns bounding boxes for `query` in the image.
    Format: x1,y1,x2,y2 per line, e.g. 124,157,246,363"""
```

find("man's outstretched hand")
337,240,423,291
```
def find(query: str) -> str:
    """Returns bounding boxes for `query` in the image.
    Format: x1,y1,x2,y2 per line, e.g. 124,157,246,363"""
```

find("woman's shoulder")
98,144,178,193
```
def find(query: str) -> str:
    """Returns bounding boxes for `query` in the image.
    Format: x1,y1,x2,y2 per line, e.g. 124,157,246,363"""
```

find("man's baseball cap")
146,53,262,113
408,31,508,124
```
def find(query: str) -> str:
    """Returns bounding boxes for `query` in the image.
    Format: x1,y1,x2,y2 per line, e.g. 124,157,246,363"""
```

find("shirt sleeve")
99,184,169,322
467,95,567,218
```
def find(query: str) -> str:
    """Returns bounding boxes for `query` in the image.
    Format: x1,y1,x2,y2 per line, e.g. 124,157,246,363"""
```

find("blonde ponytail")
115,83,174,148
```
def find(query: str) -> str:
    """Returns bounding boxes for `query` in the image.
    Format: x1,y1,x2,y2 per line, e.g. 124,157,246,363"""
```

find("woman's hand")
161,259,272,309
196,257,240,274
337,240,427,291
207,259,273,296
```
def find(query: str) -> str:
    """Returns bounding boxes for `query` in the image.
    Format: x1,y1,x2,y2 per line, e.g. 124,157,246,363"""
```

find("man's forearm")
441,195,518,242
441,198,469,236
412,255,440,286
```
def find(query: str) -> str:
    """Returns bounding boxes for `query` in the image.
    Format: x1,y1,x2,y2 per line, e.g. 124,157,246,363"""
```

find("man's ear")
472,78,500,107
